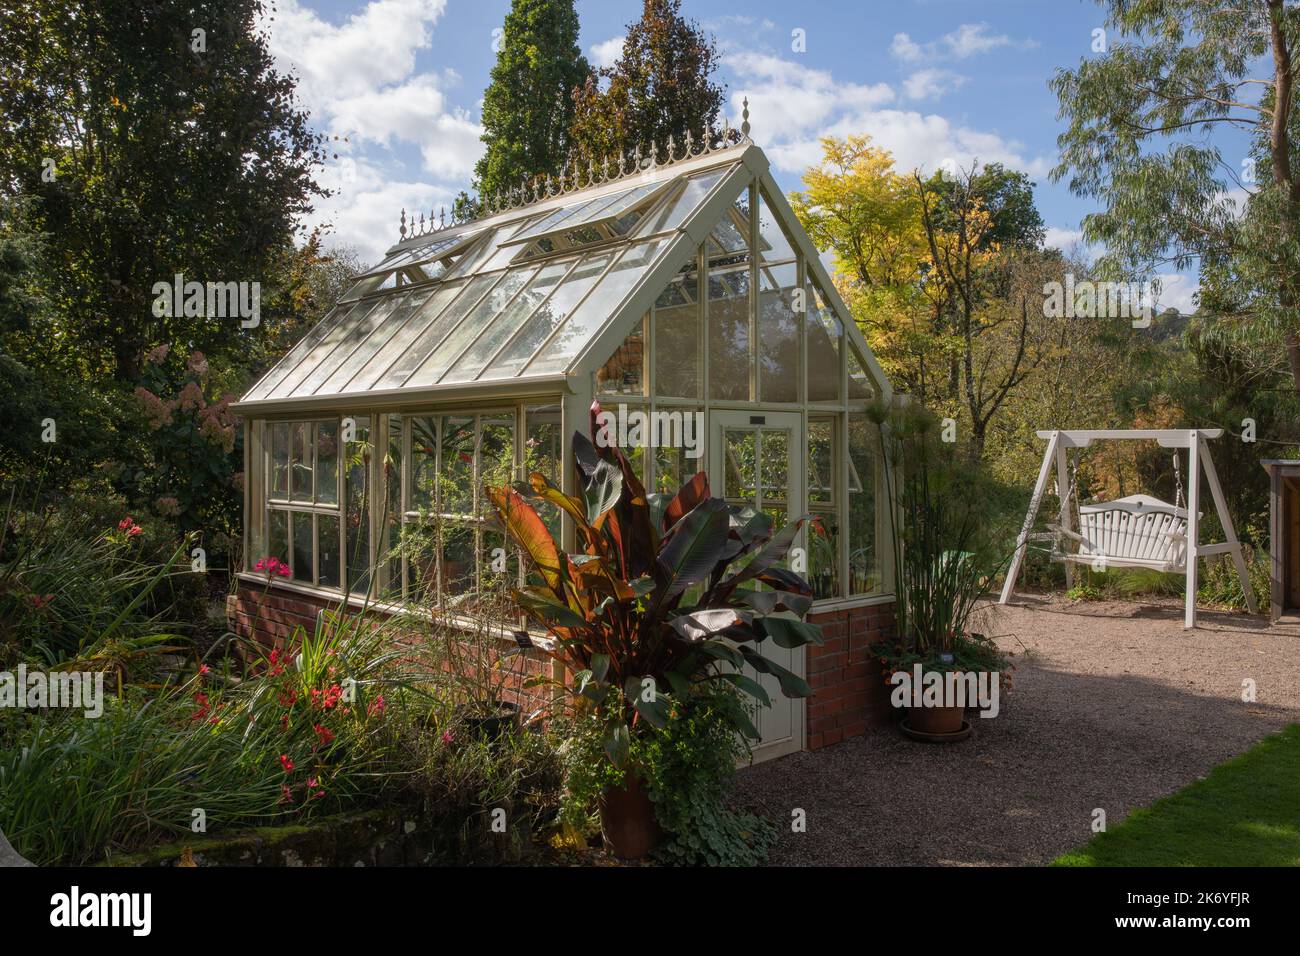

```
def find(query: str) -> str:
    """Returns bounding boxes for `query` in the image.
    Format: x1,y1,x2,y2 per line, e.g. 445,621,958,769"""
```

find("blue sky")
264,0,1237,311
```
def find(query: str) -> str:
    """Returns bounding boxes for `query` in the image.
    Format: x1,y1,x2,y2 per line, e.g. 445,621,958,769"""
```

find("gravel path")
734,594,1300,866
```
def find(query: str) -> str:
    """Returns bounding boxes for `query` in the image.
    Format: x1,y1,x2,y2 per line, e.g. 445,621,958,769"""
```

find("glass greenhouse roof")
240,150,748,406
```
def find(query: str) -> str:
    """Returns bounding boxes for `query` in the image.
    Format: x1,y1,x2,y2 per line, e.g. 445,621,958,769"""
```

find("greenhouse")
230,126,897,761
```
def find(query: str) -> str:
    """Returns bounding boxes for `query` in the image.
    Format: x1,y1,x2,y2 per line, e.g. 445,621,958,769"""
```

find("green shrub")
1198,547,1270,612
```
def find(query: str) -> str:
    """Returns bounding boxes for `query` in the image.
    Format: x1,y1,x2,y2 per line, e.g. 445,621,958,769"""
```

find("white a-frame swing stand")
999,430,1257,628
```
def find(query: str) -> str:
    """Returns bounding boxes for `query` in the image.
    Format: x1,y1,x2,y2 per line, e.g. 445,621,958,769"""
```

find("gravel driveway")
734,594,1300,866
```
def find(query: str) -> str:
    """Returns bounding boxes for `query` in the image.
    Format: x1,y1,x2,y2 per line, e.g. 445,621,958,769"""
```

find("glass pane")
757,190,797,263
654,410,704,494
404,521,438,605
653,265,700,398
290,422,311,502
441,523,476,601
808,418,835,505
268,509,289,566
723,428,757,502
377,275,496,389
445,226,511,280
408,267,537,386
439,415,476,516
597,315,646,395
349,281,464,392
635,167,730,236
848,343,874,400
525,403,563,539
481,528,514,596
760,430,789,523
270,422,290,498
292,511,313,583
809,510,840,600
316,420,339,505
297,294,407,396
246,303,360,402
707,264,751,400
527,239,668,375
346,415,373,597
409,416,438,512
381,414,403,598
479,413,516,513
486,253,611,379
808,281,842,403
318,514,341,588
317,290,431,395
442,259,571,384
273,299,380,397
758,262,800,403
848,412,877,595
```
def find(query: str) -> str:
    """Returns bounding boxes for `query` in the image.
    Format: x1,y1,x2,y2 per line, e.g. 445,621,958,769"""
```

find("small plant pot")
905,704,965,735
461,700,520,741
599,773,662,860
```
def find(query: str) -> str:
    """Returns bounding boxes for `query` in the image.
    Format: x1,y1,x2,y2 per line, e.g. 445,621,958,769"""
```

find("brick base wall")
227,582,553,715
804,601,897,750
230,583,897,755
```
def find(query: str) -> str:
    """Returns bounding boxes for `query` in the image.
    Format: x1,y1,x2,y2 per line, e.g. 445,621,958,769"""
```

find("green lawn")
1053,724,1300,867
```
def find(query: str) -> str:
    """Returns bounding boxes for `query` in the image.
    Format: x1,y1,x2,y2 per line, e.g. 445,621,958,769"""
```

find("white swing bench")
1000,429,1257,628
1046,494,1191,572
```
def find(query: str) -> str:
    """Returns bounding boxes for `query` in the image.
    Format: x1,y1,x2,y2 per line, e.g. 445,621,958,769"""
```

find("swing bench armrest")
1045,524,1087,544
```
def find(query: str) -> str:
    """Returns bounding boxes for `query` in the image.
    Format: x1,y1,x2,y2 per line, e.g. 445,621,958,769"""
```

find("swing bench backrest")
1069,494,1191,571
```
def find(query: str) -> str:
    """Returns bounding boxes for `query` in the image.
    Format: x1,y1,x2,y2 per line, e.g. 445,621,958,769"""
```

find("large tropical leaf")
655,499,730,599
624,675,670,728
663,471,709,531
725,516,807,592
756,616,825,649
668,608,747,641
737,645,813,698
514,588,588,629
488,487,564,597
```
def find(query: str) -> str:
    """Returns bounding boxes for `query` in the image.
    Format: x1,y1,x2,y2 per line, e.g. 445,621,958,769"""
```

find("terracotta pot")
907,704,965,735
599,773,662,860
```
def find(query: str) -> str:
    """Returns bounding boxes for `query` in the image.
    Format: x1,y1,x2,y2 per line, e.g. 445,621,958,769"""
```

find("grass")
1053,724,1300,867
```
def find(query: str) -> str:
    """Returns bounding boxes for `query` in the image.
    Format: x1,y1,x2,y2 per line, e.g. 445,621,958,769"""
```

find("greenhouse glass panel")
317,289,433,395
596,314,646,396
440,258,574,384
758,261,800,403
848,343,875,399
407,266,539,386
347,281,465,393
757,190,797,262
482,252,612,380
375,275,497,390
807,280,843,403
634,166,733,237
527,238,670,375
296,293,409,396
247,302,363,401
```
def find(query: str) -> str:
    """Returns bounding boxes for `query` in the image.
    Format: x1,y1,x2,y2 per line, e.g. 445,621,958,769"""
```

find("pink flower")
118,517,134,531
367,695,385,718
279,754,294,772
199,664,211,675
144,343,171,366
441,730,454,744
187,350,209,378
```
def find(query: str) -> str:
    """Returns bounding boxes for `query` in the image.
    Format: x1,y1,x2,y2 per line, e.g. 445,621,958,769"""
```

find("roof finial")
741,97,751,139
440,206,446,228
399,208,407,239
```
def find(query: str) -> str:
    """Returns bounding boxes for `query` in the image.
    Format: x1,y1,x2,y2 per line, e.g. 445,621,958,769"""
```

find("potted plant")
871,402,1012,740
487,403,823,859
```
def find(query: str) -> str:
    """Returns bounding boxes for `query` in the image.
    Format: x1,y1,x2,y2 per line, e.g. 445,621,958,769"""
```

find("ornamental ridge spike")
742,97,751,138
399,208,407,238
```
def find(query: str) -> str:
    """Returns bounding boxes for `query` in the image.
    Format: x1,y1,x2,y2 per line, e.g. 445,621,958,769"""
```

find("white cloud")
891,23,1029,64
726,50,1050,181
1044,226,1084,251
902,69,966,101
591,36,624,70
1151,273,1200,315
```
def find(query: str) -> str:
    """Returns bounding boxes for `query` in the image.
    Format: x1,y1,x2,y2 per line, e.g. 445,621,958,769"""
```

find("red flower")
118,517,134,531
441,729,454,744
279,785,294,805
127,525,142,537
199,664,211,675
367,695,385,718
279,754,294,772
191,692,210,721
313,723,335,748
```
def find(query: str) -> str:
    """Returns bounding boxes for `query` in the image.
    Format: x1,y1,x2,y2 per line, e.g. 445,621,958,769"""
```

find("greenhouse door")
711,409,806,762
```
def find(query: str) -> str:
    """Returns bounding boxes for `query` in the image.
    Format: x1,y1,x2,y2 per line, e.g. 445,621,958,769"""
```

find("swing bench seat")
1045,494,1193,573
